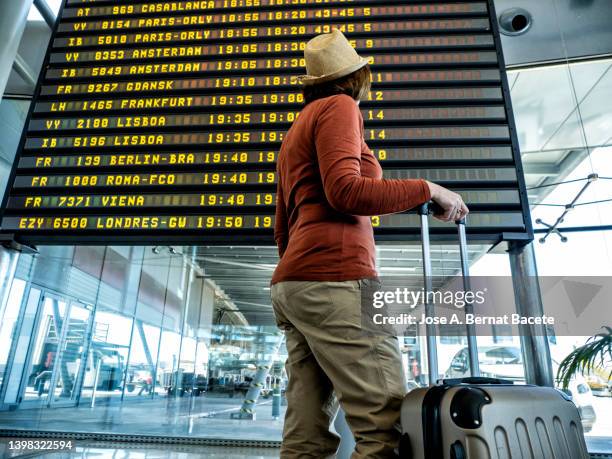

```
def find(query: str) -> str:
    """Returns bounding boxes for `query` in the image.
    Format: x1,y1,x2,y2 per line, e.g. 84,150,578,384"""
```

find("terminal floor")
0,440,281,458
1,395,611,457
0,394,285,442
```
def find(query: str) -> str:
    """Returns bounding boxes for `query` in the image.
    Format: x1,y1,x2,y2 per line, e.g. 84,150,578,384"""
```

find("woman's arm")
315,95,430,216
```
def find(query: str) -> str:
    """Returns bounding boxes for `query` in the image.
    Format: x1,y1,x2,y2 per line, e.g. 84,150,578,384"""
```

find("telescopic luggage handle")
455,214,480,378
421,201,466,226
422,201,444,217
442,377,514,386
419,201,480,385
418,202,438,385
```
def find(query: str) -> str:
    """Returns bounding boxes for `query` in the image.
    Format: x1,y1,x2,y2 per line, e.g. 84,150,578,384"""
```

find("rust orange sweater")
271,94,430,284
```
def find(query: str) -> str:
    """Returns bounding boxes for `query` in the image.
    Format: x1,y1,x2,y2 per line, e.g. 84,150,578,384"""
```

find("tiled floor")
1,395,610,457
0,395,285,442
0,440,280,458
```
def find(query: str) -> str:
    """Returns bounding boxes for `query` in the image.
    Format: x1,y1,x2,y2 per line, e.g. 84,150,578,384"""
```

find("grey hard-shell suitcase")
398,203,590,459
400,377,590,459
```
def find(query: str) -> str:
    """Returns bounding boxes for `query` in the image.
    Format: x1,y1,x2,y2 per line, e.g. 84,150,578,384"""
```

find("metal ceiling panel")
495,0,612,67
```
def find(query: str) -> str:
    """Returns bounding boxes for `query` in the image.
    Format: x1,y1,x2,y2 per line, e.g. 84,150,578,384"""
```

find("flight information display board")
0,0,532,245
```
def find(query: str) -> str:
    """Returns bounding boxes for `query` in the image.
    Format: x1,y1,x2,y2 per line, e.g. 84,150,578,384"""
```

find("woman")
270,29,468,458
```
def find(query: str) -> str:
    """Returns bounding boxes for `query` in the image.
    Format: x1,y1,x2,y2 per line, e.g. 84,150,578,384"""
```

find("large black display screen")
0,0,531,244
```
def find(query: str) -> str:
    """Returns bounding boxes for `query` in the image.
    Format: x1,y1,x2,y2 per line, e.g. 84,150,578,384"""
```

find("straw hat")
297,29,371,85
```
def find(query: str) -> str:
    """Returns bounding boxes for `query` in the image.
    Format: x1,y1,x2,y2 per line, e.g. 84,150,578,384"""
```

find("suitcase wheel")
450,441,466,459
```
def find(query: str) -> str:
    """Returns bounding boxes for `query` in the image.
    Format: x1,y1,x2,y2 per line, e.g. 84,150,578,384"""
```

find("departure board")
0,0,532,245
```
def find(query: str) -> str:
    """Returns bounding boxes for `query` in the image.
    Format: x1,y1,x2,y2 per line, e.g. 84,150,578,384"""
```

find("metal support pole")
457,220,480,377
232,334,285,420
90,356,101,408
0,247,20,324
34,0,56,28
12,54,37,88
419,203,438,385
271,380,281,419
48,298,73,399
0,0,33,98
136,321,156,378
508,241,554,387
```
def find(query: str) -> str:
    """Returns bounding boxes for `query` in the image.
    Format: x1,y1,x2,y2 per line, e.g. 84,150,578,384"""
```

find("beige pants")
271,280,406,459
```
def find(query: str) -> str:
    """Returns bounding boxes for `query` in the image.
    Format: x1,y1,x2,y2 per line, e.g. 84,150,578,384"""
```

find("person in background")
270,29,468,458
138,373,153,396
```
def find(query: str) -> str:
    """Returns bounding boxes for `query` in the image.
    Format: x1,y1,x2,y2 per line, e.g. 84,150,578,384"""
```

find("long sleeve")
314,95,430,216
274,175,289,258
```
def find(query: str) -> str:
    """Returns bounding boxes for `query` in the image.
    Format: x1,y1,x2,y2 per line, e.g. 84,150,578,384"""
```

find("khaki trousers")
270,280,406,459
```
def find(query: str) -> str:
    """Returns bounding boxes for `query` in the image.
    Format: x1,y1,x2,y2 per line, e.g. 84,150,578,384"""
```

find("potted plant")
557,326,611,391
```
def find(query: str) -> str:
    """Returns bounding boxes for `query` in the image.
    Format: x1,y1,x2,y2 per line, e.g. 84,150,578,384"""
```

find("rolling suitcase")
400,377,590,459
398,202,590,459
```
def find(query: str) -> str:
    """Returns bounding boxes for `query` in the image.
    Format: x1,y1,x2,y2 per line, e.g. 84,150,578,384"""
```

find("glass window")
21,296,68,403
0,279,27,391
0,98,29,200
27,0,61,21
484,347,522,364
79,309,132,403
123,321,159,399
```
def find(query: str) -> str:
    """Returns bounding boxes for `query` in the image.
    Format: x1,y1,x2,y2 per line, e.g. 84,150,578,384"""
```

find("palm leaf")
556,326,612,389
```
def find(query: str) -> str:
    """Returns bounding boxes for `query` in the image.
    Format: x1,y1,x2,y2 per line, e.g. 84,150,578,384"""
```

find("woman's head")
302,64,372,105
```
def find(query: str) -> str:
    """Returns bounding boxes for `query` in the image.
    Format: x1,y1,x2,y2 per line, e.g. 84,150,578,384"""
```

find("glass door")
21,294,93,406
22,295,68,403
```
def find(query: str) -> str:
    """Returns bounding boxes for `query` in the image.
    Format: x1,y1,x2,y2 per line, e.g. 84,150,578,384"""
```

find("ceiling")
196,243,488,326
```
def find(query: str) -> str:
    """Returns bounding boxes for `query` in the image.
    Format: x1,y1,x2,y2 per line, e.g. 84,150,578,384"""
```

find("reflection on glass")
0,279,26,391
157,330,181,397
176,336,197,396
50,302,92,404
23,297,67,402
444,344,524,381
79,309,132,402
124,321,160,399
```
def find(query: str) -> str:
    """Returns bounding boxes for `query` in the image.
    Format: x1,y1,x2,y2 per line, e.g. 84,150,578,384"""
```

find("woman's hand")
426,181,469,222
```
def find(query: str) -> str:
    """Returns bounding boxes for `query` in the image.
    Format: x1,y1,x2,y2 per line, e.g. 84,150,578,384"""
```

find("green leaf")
556,326,612,389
